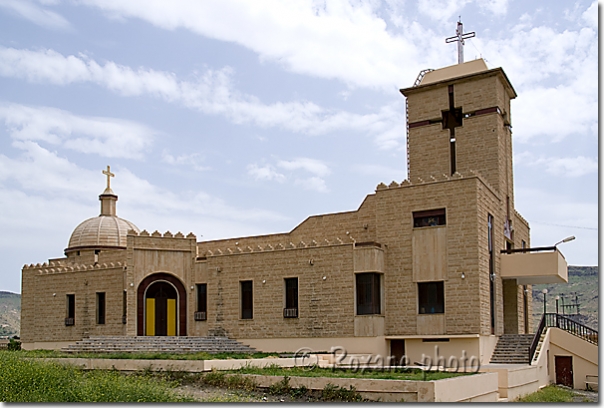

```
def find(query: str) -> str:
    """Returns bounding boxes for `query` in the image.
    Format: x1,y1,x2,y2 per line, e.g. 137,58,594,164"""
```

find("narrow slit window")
96,292,105,325
284,278,298,318
66,294,75,326
195,284,207,321
241,281,253,319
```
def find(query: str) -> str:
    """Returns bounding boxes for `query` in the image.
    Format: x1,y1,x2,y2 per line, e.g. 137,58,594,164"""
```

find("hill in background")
532,266,598,331
0,291,20,337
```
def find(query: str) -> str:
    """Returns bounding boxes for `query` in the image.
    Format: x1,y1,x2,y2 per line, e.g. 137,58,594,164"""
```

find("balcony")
500,246,568,284
194,311,207,321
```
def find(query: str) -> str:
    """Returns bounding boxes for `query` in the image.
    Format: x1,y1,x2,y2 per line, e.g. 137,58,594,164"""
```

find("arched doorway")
145,281,177,336
137,273,187,336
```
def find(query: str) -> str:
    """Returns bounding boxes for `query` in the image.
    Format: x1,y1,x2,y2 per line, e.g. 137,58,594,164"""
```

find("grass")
0,350,194,402
514,385,575,402
231,363,472,381
16,348,280,360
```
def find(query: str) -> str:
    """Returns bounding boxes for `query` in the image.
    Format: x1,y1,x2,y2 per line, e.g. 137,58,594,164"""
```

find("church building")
20,57,569,366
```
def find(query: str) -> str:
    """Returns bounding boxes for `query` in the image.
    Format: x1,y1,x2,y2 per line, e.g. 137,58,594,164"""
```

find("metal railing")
283,308,298,318
65,317,75,326
194,311,207,321
529,314,546,364
529,313,598,364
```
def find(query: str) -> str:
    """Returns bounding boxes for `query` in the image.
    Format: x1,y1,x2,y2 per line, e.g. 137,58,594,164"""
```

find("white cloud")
78,0,429,90
0,46,405,149
248,157,331,192
417,0,472,23
581,1,598,28
161,150,210,171
247,163,286,182
515,152,598,177
478,0,508,16
277,157,331,177
295,176,329,193
0,0,70,30
0,103,155,159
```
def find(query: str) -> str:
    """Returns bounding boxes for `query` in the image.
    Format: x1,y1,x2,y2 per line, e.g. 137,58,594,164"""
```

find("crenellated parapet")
22,261,124,274
374,169,499,198
128,229,196,239
199,235,355,259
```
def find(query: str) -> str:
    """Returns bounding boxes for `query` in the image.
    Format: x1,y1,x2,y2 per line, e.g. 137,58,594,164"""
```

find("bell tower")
400,58,518,240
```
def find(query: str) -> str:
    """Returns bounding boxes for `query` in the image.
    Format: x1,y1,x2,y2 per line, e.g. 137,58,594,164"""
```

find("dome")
67,215,139,251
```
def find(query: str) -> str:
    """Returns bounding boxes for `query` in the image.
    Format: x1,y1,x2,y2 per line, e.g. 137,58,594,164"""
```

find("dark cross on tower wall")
442,85,463,175
445,18,475,64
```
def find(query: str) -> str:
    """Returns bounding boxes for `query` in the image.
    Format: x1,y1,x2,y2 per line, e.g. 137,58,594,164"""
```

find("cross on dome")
445,18,475,64
102,165,115,194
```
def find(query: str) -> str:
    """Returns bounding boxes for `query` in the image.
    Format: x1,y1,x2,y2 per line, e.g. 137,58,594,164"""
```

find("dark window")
122,290,127,324
356,273,381,315
418,282,444,314
284,278,298,318
96,292,105,325
413,209,446,228
241,281,253,319
66,294,75,325
195,284,207,321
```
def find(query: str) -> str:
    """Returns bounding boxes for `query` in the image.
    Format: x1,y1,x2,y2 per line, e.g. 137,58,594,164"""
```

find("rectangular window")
122,290,127,324
284,278,298,318
356,273,381,315
418,282,444,314
241,280,253,319
96,292,105,325
413,208,446,228
195,284,207,321
66,294,75,326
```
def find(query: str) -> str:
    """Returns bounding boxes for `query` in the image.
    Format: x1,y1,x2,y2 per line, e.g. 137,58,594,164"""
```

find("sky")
0,0,598,294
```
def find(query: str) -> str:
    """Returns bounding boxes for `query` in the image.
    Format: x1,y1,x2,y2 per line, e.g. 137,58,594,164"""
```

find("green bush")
321,383,363,402
7,338,21,351
514,385,574,402
268,375,291,395
0,351,192,402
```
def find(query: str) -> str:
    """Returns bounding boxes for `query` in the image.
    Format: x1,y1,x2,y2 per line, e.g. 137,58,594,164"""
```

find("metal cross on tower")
445,18,475,64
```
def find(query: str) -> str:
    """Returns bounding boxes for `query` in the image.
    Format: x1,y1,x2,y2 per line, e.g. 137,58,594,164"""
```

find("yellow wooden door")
167,299,176,336
146,298,155,336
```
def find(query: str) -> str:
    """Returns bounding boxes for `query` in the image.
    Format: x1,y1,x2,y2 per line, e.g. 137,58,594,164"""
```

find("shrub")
268,375,291,395
321,383,363,402
7,338,21,351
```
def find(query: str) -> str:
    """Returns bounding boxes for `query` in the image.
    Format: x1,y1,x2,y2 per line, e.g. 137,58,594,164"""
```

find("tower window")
240,281,253,319
356,273,381,315
413,209,446,228
418,282,444,314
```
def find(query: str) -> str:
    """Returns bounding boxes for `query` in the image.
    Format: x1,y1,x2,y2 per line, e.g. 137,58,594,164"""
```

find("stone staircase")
490,334,534,364
61,336,257,354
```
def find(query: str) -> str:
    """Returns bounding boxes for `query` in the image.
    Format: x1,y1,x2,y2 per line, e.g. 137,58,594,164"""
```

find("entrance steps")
490,334,534,364
61,336,257,354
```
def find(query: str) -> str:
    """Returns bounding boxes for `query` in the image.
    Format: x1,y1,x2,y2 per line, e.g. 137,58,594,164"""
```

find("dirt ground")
173,383,328,402
173,381,599,403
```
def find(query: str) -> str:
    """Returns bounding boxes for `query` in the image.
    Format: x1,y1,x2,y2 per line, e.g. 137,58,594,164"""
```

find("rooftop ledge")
500,246,568,284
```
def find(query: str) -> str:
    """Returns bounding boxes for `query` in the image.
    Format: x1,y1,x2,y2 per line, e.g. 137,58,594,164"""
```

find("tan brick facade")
21,60,537,363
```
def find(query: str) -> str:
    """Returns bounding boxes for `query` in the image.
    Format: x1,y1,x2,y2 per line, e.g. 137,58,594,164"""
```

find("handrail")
528,314,546,364
529,313,598,364
552,313,598,345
